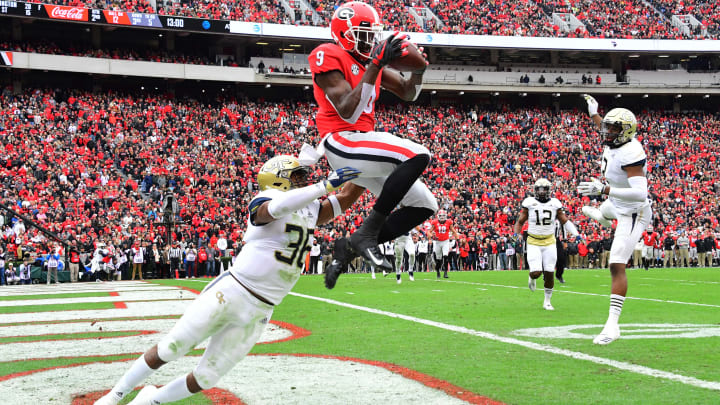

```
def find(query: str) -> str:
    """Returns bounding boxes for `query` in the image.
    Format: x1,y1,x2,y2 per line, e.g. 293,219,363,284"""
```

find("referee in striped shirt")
169,243,182,279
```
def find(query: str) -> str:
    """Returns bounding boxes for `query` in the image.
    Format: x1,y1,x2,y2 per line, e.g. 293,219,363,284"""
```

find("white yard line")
291,292,720,392
446,280,720,308
635,276,720,285
0,291,194,307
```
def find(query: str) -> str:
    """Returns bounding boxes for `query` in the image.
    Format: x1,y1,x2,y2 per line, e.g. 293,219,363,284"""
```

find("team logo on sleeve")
351,64,360,75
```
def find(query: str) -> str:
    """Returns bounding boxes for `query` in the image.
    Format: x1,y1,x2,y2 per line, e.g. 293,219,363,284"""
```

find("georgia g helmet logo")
335,7,355,20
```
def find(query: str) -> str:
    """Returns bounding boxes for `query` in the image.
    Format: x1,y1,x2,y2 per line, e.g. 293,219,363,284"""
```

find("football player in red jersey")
429,210,460,279
307,1,437,289
641,225,659,271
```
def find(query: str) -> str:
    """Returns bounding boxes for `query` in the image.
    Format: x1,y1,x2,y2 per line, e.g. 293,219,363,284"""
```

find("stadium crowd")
0,86,718,283
24,0,719,39
0,40,224,66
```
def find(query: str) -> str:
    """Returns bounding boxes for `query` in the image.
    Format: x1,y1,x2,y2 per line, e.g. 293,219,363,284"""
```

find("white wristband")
328,195,342,217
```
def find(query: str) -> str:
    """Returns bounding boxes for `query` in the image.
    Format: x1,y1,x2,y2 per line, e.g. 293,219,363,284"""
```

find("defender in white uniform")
514,178,580,311
579,95,652,345
96,155,363,405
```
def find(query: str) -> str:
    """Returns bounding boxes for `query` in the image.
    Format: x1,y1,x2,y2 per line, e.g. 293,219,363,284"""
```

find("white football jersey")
601,139,650,215
522,197,563,237
231,188,320,305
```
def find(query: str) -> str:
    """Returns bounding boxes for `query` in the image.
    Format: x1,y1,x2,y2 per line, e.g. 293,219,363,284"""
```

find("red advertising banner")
103,10,132,25
43,5,88,21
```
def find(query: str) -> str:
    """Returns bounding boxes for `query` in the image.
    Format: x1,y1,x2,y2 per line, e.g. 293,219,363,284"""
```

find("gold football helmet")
257,155,311,191
534,178,552,202
601,108,637,148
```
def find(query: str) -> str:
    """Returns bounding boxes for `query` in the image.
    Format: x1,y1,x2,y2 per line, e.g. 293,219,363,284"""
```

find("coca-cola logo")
44,5,88,21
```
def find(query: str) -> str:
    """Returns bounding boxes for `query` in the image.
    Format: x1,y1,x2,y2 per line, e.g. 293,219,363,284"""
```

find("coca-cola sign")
44,5,88,21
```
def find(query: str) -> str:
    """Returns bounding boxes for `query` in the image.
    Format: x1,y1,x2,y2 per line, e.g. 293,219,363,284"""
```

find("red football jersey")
431,219,453,242
642,231,659,246
309,43,383,137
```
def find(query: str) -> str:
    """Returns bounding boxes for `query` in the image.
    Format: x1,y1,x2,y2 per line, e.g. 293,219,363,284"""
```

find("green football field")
0,267,718,404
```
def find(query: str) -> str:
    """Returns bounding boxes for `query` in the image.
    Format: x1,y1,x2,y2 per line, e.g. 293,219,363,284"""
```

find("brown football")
388,41,427,72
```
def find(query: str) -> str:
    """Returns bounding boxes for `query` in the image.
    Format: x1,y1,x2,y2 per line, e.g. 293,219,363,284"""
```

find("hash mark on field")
292,292,720,392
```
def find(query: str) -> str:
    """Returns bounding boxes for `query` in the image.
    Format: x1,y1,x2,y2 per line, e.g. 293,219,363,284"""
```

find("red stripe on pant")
330,132,417,159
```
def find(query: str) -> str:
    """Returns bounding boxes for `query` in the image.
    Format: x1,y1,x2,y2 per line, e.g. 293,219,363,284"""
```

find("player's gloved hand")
370,31,409,68
577,177,605,196
324,167,361,192
582,94,598,117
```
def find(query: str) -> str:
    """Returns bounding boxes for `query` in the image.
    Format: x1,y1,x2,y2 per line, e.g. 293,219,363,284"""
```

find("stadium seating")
25,0,719,38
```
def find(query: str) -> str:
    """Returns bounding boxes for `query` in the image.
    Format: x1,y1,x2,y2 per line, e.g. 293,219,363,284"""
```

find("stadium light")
628,54,640,58
158,34,163,38
552,92,560,97
615,94,622,98
289,44,302,48
703,94,710,99
256,42,269,45
221,88,225,92
675,94,682,98
430,90,437,95
519,92,527,97
140,86,144,90
303,85,310,90
459,91,465,95
266,84,272,88
492,92,500,96
689,55,698,58
642,94,649,98
658,55,670,58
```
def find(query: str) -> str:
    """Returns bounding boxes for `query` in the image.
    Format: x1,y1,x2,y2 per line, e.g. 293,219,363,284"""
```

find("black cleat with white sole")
324,238,357,289
348,232,392,271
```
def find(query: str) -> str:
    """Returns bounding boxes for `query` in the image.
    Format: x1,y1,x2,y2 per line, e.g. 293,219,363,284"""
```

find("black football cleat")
348,233,392,271
324,238,356,289
556,274,565,283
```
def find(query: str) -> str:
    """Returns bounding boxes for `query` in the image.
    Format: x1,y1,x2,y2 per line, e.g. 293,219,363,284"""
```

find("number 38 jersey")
309,43,383,138
231,188,320,305
522,197,563,246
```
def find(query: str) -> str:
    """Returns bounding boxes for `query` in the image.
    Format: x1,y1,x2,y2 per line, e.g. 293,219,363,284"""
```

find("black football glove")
370,31,409,68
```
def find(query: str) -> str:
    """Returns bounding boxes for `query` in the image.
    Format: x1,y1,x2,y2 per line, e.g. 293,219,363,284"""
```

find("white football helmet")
601,108,637,148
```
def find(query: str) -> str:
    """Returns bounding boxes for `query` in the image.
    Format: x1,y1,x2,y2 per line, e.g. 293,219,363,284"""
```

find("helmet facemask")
534,185,550,203
601,120,625,147
437,210,447,222
285,166,312,190
346,22,382,60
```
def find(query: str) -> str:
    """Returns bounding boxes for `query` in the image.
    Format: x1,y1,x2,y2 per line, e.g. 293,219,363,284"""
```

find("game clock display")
0,1,230,33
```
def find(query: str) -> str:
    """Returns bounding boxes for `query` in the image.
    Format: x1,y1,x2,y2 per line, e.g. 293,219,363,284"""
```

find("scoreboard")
0,1,230,33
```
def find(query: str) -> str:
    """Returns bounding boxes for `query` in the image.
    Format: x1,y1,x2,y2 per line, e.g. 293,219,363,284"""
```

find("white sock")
152,374,193,403
110,354,155,400
544,288,553,302
607,294,625,326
